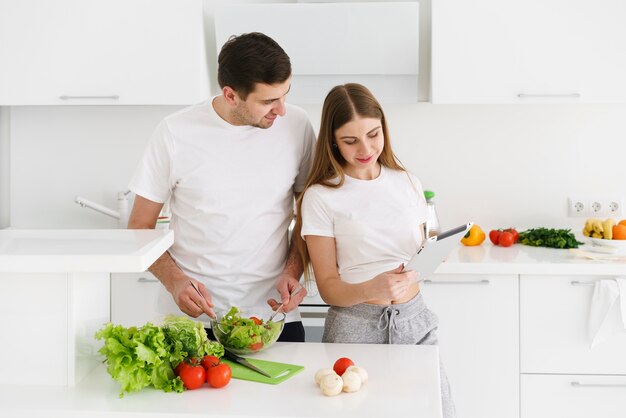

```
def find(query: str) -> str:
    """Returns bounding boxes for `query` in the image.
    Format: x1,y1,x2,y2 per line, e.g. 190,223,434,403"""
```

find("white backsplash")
7,103,626,231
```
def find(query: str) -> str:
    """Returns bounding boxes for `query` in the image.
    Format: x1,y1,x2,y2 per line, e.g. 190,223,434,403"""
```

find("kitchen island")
0,342,443,418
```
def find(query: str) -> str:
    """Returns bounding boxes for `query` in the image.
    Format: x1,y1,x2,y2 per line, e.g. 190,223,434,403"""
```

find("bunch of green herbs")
95,315,223,397
518,228,582,249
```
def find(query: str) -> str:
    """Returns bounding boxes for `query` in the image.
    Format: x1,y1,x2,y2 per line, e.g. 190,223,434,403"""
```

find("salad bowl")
210,307,285,355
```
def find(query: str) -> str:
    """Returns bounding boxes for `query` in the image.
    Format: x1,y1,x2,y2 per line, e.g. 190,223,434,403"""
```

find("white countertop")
0,342,443,418
436,241,626,276
0,229,174,272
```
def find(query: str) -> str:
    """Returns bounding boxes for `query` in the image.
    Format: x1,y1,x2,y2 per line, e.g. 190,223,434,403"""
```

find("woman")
294,83,455,417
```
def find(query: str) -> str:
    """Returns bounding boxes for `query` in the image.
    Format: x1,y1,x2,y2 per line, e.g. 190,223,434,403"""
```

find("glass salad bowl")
210,306,285,355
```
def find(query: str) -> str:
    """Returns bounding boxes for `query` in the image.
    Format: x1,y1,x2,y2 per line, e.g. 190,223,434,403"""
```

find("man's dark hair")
217,32,292,100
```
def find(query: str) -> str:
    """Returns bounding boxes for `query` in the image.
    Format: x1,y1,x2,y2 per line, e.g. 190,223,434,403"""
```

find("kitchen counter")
0,342,443,418
436,241,626,276
0,229,173,272
0,229,174,387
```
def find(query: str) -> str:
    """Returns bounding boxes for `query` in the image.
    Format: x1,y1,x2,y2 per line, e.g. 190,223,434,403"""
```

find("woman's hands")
365,264,417,302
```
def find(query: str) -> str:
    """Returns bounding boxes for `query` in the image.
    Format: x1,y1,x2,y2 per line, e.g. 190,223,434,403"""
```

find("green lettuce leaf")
95,316,222,397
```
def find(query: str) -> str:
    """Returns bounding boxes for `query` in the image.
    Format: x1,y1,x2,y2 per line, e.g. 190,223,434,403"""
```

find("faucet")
75,190,131,228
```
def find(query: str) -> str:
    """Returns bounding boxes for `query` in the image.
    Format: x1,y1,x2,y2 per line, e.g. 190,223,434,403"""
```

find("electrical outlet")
568,197,588,217
568,196,624,217
606,198,623,217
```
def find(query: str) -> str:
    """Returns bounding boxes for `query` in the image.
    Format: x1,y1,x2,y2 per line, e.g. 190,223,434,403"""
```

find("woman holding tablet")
294,83,455,417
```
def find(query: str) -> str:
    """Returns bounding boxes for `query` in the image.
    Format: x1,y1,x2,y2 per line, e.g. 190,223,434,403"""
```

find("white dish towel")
588,278,626,349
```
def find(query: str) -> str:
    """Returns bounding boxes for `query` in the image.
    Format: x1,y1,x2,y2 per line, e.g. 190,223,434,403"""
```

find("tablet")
403,222,473,282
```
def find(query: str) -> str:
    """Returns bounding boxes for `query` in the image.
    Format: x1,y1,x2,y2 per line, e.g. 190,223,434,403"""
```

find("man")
127,32,316,342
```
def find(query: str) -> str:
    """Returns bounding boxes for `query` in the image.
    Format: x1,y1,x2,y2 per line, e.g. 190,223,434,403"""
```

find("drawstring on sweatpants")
377,306,400,343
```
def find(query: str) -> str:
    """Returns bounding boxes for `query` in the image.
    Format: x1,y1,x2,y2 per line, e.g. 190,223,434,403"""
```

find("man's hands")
170,277,215,318
268,273,307,313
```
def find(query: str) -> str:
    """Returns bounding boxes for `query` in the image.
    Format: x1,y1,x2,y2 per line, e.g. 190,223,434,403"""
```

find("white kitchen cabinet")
520,275,626,375
521,374,626,418
431,0,626,103
0,229,173,387
421,274,519,418
520,275,626,418
111,272,163,327
215,2,419,104
0,0,208,105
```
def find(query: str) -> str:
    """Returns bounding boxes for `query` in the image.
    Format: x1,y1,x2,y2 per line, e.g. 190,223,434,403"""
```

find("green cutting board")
221,358,304,385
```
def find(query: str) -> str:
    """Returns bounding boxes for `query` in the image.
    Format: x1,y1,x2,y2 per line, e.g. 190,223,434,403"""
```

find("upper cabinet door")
431,0,626,103
0,0,208,105
214,2,420,104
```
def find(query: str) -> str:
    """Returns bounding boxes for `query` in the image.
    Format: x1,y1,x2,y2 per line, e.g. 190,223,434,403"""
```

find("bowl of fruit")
210,306,284,355
583,218,626,248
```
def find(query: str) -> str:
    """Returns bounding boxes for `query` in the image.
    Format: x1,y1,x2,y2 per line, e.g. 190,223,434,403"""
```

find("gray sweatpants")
323,293,456,418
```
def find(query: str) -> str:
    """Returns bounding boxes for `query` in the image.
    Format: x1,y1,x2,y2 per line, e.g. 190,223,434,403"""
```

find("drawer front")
522,374,626,418
111,272,162,327
520,275,626,374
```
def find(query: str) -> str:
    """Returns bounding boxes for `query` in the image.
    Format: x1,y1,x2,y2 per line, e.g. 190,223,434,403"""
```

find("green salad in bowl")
210,306,284,355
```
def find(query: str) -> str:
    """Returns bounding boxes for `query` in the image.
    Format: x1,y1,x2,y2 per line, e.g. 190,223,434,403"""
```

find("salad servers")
268,284,304,322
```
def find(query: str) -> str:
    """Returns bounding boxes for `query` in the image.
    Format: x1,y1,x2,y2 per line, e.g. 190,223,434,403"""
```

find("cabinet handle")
571,381,626,388
517,93,581,98
137,277,159,283
423,279,490,285
570,280,595,286
59,95,120,100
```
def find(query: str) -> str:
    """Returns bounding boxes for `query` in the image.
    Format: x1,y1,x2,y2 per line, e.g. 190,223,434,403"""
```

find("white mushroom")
320,373,344,396
341,370,362,393
314,368,337,386
345,365,368,384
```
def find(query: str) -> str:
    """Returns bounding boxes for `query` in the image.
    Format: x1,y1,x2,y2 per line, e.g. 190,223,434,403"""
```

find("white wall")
9,103,626,230
6,0,626,232
10,106,182,228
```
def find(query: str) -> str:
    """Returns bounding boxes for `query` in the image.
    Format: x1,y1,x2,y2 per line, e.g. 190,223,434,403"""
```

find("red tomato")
179,364,206,390
505,228,519,243
173,361,188,376
249,342,264,352
489,230,501,245
201,355,220,370
249,316,262,325
333,357,355,376
207,363,232,388
498,231,514,247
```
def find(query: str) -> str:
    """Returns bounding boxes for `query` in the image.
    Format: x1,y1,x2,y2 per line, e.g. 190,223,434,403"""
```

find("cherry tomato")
249,316,262,325
207,363,232,388
498,231,514,247
505,228,519,243
179,364,206,390
333,357,355,376
249,342,264,352
201,355,220,370
489,229,501,245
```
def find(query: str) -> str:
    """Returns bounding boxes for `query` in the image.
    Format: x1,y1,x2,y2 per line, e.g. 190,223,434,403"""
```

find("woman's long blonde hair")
294,83,406,283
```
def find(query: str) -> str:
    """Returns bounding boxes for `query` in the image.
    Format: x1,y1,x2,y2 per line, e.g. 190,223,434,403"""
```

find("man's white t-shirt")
129,99,316,323
300,166,428,284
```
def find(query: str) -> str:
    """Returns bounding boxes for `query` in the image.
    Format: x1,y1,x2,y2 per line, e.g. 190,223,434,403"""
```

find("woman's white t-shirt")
129,99,316,323
300,166,428,284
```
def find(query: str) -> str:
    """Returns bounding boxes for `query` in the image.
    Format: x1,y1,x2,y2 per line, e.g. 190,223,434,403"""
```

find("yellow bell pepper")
461,224,486,246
